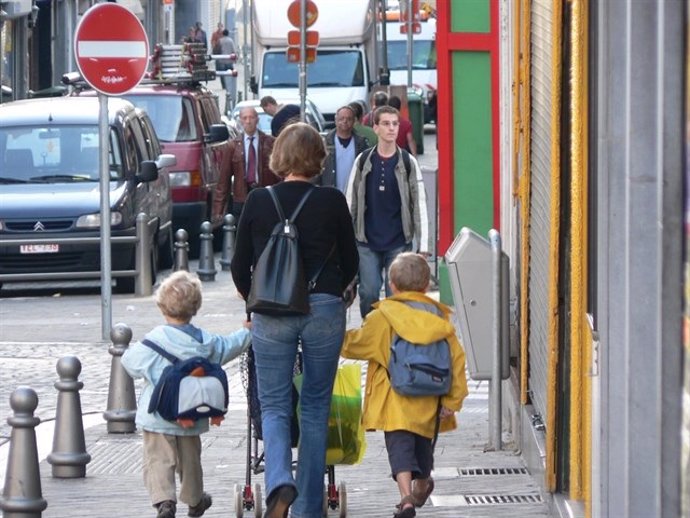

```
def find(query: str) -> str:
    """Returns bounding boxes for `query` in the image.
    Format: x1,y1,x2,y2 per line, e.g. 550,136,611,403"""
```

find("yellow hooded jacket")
341,291,469,439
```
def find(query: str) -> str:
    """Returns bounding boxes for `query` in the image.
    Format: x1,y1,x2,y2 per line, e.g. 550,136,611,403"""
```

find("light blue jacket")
121,324,250,436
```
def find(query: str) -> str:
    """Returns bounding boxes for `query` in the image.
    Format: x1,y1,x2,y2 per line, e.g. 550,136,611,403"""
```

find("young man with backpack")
121,271,251,518
345,105,430,319
341,252,468,518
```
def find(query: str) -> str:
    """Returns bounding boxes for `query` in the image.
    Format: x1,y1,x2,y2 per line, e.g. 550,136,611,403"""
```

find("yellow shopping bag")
294,363,366,465
326,363,366,465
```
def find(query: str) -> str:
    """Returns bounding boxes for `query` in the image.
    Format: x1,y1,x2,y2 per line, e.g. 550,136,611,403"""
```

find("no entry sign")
74,3,149,95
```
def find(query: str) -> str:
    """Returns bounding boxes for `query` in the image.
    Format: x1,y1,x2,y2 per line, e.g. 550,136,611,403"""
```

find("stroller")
234,346,351,518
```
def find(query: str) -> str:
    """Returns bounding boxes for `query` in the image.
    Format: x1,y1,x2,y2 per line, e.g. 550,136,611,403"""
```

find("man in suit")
320,105,370,193
213,107,279,221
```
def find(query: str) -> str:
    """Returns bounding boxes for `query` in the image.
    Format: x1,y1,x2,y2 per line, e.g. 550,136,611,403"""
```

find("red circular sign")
74,3,149,95
287,0,319,28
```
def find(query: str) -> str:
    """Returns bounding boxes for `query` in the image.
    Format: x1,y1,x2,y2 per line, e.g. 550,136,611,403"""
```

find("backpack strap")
266,185,315,224
141,338,180,365
358,147,411,178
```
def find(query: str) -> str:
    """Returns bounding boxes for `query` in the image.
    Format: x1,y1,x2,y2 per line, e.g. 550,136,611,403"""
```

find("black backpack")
246,186,332,316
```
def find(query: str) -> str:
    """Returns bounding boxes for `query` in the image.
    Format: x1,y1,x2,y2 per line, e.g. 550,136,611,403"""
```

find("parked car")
75,81,231,255
0,97,175,292
227,98,328,136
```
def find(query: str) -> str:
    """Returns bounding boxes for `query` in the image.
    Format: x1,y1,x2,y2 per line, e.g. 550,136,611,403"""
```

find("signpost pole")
299,0,307,121
99,93,112,340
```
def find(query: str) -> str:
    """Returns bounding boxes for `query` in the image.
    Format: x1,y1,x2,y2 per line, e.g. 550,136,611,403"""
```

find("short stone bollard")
174,228,189,272
218,214,236,271
47,356,92,478
0,387,48,518
103,323,137,434
197,221,217,281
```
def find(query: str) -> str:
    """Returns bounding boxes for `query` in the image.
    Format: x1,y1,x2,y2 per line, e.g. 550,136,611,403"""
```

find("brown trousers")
142,430,203,507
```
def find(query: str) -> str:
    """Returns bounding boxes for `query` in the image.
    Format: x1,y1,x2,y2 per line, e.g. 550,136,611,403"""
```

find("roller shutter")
527,0,554,421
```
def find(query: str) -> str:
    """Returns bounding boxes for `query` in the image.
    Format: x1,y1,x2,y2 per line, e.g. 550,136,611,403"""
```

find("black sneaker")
156,500,176,518
188,493,212,517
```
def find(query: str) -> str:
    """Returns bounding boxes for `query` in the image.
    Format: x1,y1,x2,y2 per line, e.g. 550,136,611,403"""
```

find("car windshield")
383,40,437,70
0,125,123,183
122,94,197,143
262,50,365,88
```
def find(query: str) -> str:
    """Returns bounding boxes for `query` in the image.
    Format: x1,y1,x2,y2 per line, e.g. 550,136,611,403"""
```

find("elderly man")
320,105,370,193
213,107,279,221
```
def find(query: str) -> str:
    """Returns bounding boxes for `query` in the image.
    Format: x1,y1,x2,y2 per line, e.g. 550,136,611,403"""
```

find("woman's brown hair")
269,122,326,178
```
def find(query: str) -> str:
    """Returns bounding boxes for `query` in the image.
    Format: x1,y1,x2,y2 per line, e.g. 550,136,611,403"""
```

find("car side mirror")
250,76,258,95
205,123,230,144
137,161,159,183
156,153,177,169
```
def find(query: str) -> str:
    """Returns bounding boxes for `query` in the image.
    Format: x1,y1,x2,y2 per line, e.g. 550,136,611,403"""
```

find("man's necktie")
247,136,256,185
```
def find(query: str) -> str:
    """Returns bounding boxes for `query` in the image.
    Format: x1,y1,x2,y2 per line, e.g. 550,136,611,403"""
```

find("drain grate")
460,467,529,476
465,493,543,505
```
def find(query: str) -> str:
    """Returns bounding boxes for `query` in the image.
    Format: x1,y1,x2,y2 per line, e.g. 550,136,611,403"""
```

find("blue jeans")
251,293,345,518
357,243,411,318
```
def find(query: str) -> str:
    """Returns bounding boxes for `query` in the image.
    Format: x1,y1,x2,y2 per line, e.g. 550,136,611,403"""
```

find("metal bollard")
47,356,92,478
0,387,48,518
103,323,137,434
174,228,190,272
135,212,153,296
218,214,236,271
197,221,217,281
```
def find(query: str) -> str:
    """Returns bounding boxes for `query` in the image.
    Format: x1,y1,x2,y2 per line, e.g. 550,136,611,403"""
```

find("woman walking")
231,123,359,518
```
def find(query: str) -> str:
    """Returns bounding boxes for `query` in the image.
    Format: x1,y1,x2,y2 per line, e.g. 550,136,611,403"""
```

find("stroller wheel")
254,483,263,518
338,482,347,517
234,484,244,517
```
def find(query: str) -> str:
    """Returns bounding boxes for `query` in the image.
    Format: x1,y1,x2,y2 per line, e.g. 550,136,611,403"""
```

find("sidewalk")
1,266,551,517
37,384,549,518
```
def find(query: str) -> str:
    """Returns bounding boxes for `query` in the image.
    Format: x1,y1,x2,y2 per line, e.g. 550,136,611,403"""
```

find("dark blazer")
213,130,279,219
320,130,370,188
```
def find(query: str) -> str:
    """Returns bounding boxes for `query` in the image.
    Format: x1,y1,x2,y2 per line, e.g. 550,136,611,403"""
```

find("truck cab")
251,0,377,126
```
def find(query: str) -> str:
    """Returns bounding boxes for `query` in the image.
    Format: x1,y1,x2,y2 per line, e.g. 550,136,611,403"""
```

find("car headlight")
75,211,123,228
168,172,191,187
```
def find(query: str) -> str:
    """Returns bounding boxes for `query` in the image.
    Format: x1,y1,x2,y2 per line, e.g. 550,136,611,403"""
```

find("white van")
378,11,437,122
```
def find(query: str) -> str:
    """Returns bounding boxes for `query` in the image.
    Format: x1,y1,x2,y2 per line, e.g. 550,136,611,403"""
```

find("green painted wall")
452,51,494,236
451,0,490,33
439,52,494,304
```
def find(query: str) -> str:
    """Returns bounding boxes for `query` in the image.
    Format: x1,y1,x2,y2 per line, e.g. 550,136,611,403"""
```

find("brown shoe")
393,495,417,518
411,477,434,507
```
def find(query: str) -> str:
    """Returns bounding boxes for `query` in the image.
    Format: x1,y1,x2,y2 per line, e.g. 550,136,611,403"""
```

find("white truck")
250,0,378,125
378,10,437,123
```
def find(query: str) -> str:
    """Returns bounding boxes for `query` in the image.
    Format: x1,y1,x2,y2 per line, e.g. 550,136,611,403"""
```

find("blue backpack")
142,339,229,422
388,302,452,397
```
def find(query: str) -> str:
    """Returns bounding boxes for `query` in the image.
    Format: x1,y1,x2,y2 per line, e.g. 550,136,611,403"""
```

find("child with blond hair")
122,271,251,518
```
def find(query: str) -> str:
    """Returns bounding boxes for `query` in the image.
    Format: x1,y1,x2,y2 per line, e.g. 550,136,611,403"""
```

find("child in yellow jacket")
341,252,469,518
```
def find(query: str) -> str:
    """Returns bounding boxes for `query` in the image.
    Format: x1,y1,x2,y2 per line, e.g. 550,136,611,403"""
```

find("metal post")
197,221,217,282
488,229,503,451
406,0,413,88
243,0,250,100
174,228,190,272
104,323,137,434
135,213,152,296
47,356,91,478
0,387,47,518
299,0,307,121
219,214,236,271
99,93,112,341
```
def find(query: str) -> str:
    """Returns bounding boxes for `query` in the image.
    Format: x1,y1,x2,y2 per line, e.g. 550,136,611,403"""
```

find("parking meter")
445,227,510,380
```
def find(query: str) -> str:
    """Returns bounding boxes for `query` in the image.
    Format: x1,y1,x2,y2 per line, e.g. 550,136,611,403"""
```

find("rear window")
0,125,123,183
122,94,197,143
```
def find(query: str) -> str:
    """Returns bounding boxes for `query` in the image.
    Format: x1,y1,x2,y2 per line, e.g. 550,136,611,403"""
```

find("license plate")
20,244,59,254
